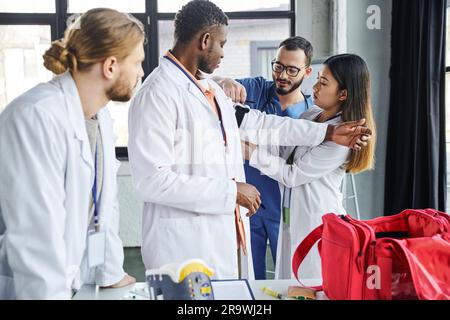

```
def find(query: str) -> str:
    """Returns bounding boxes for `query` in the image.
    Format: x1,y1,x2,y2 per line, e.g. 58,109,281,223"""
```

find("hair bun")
43,39,70,74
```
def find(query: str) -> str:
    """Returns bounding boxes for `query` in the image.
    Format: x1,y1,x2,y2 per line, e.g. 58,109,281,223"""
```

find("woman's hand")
325,119,372,150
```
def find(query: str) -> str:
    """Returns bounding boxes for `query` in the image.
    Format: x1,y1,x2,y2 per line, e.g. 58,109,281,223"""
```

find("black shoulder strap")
286,146,298,165
235,104,250,128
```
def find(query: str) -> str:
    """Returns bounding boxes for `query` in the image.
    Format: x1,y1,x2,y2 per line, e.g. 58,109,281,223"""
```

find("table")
73,279,327,300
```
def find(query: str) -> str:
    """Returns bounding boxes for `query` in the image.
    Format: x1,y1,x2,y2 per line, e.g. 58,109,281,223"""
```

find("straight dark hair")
324,54,376,173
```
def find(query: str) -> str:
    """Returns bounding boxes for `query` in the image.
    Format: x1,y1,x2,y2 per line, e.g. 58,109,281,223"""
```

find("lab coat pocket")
0,275,15,299
156,215,207,262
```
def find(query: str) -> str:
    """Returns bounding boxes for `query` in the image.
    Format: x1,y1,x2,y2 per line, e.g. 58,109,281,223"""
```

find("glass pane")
0,0,55,13
68,0,145,13
107,101,131,147
158,0,290,12
0,25,52,113
259,48,278,79
159,19,290,78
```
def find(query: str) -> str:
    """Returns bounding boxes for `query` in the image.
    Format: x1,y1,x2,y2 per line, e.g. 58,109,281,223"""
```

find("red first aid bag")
292,209,450,300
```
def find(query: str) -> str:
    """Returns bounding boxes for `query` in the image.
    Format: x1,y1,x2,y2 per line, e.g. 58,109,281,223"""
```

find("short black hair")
279,36,314,66
174,0,228,44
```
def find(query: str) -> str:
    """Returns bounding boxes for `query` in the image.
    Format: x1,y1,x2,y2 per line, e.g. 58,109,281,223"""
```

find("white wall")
296,0,332,58
344,0,392,219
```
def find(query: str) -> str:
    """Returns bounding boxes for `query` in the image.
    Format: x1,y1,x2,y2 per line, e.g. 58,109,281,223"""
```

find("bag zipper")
339,215,376,299
339,216,364,268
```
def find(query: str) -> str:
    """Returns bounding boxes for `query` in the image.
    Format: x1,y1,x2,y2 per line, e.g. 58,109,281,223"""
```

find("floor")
124,246,275,282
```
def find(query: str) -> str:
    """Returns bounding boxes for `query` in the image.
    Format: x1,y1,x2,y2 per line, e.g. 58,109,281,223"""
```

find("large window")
0,0,295,159
0,1,55,13
158,19,290,79
67,0,146,13
158,0,290,12
0,25,52,113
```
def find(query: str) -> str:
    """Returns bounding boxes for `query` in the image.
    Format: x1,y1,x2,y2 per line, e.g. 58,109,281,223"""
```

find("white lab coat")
128,57,329,280
0,72,125,299
249,106,350,280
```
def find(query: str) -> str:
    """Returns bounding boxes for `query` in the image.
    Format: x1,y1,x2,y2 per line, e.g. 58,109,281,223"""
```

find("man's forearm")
240,108,328,147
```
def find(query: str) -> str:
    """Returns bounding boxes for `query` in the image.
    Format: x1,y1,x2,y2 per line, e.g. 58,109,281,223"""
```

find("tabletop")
73,278,327,300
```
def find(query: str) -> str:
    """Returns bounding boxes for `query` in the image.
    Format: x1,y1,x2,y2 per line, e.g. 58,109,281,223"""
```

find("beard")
198,49,215,74
274,75,304,96
106,74,137,102
198,57,214,74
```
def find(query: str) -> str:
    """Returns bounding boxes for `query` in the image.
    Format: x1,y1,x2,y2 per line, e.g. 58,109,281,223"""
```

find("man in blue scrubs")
214,36,314,279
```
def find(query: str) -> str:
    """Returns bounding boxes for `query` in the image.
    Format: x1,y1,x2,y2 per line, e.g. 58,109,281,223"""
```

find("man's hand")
236,182,261,217
101,274,136,289
241,140,257,161
222,78,247,103
325,119,372,150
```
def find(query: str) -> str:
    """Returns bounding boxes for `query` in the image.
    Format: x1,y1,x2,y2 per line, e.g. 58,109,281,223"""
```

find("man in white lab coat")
0,9,143,299
128,0,370,280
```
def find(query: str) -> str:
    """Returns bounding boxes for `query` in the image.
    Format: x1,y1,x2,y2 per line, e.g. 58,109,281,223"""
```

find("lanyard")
163,54,228,146
313,112,342,123
302,92,310,110
92,145,100,232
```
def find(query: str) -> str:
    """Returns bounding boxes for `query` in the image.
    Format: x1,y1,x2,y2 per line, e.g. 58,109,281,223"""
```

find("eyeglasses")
271,60,306,77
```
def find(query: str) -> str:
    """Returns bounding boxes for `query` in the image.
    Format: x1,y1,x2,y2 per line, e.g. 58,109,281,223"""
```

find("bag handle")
292,224,324,291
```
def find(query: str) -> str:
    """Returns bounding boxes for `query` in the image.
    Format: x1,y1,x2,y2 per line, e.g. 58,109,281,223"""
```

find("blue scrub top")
237,77,313,220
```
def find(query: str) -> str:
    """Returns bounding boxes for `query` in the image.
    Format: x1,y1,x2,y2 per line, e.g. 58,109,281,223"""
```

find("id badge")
282,186,292,228
87,231,106,268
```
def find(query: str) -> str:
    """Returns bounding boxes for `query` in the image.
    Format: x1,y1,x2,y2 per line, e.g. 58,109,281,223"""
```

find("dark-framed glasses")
271,60,306,77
